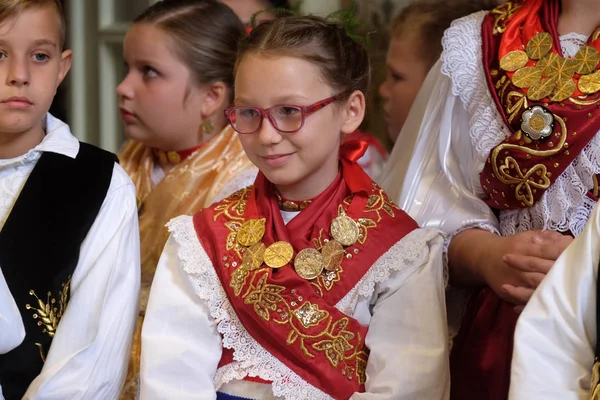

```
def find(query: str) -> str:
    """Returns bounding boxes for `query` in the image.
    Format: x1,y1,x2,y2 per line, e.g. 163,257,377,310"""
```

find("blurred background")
52,0,411,153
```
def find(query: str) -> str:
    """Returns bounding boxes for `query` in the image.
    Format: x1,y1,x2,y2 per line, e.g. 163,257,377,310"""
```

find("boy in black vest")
0,1,140,399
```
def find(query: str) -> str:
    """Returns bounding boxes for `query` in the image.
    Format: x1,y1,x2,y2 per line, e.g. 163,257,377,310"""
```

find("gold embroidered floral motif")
239,270,368,383
294,302,328,328
491,115,567,206
243,273,286,322
26,278,70,338
590,360,600,399
214,186,250,223
491,1,522,35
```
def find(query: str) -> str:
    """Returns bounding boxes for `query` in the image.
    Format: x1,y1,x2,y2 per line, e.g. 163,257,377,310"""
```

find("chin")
261,169,300,188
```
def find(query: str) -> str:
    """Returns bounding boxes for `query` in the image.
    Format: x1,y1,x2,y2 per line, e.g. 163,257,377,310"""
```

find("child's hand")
483,230,573,307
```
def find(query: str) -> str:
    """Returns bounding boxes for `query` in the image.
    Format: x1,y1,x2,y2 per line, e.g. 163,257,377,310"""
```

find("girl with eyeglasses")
139,14,449,400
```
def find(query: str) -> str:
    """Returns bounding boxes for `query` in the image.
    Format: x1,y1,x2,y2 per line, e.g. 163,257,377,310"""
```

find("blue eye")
142,66,158,78
33,53,49,62
239,108,259,118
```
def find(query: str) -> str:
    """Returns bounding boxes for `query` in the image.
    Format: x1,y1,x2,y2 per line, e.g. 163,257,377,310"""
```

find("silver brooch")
521,105,554,141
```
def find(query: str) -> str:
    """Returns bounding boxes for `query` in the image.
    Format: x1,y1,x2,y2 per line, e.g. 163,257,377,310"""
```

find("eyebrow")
235,95,310,105
32,39,57,47
0,38,57,48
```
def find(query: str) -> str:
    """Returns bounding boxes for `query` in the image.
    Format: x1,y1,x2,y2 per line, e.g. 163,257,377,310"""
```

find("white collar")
0,113,79,168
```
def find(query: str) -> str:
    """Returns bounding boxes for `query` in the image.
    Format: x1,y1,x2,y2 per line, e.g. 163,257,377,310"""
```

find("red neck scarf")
193,139,417,398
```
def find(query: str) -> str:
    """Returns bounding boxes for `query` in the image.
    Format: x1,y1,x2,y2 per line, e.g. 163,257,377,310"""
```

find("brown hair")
135,0,244,90
0,0,65,49
391,0,497,69
236,15,371,98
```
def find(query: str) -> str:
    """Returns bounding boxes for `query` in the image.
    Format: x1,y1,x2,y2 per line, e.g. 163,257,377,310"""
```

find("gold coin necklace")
233,207,360,281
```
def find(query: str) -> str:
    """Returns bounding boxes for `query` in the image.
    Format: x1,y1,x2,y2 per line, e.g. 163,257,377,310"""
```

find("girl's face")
379,34,429,143
117,23,207,151
233,54,364,199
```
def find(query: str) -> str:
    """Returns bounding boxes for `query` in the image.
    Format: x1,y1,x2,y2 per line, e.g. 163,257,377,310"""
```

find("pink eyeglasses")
224,93,347,134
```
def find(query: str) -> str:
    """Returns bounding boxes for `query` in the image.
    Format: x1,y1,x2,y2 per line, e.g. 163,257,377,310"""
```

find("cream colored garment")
509,203,600,399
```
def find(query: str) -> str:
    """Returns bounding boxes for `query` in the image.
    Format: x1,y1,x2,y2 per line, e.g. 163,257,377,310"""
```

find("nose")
7,57,29,87
379,78,390,100
256,115,283,146
116,73,133,99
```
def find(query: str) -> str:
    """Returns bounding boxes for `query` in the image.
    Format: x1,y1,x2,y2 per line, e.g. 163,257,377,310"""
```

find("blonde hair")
237,15,371,98
0,0,65,49
391,0,496,69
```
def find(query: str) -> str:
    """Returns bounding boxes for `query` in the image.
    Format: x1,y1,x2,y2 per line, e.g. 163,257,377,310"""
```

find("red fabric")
343,130,388,160
450,288,518,400
480,0,600,210
193,140,417,398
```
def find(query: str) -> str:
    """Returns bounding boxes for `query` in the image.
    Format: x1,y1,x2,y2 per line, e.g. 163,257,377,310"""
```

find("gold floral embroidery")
214,186,251,223
294,302,329,328
239,270,368,383
26,278,70,338
594,174,599,198
505,91,529,123
243,272,286,322
491,115,567,206
491,1,522,35
590,360,600,399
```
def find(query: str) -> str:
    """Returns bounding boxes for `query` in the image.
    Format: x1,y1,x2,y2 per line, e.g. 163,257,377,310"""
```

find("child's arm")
22,165,140,400
351,230,450,400
0,270,25,354
509,206,600,400
139,231,223,400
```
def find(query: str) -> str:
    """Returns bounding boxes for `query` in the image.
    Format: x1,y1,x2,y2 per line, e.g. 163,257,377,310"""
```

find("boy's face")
0,4,71,137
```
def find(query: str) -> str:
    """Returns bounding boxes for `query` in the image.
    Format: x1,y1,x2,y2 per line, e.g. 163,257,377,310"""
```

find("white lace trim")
167,215,332,400
441,12,600,236
336,228,443,313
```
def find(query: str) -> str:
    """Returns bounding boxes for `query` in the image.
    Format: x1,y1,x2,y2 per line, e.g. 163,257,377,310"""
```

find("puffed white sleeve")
23,164,141,400
139,218,223,400
509,204,600,400
0,268,25,354
380,62,499,236
351,229,450,400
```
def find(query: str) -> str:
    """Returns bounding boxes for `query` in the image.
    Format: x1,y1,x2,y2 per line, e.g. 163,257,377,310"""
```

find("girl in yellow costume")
116,0,255,396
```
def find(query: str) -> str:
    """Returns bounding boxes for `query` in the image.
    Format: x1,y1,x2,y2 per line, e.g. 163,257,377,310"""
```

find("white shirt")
509,202,600,399
0,114,141,400
139,215,450,400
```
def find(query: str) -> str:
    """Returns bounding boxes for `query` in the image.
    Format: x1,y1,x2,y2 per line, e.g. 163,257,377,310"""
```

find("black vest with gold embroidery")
0,143,117,400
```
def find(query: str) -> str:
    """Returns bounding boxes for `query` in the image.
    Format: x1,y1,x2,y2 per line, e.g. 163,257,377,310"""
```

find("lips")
2,96,33,109
119,107,137,123
261,153,294,167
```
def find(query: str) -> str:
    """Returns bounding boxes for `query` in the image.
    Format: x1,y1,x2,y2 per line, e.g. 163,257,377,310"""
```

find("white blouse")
139,214,450,400
509,203,600,399
0,114,141,400
380,11,600,238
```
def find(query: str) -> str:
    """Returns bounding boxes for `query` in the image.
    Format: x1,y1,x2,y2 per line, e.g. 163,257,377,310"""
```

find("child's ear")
340,90,366,135
200,81,228,118
57,49,72,87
